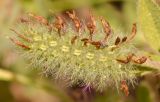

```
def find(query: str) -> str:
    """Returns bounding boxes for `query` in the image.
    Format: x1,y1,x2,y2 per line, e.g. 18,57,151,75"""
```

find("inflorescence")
10,10,147,96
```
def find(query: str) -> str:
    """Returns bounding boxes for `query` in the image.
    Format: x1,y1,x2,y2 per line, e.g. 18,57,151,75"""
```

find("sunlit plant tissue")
9,10,147,96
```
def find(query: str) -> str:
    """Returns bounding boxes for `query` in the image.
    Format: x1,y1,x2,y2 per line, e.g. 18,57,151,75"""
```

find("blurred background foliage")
0,0,160,102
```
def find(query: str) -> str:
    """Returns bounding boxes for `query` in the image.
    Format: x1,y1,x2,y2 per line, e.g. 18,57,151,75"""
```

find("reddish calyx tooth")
10,28,32,42
10,37,30,49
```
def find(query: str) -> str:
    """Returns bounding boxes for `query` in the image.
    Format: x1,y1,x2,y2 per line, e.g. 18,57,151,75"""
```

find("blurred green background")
0,0,160,102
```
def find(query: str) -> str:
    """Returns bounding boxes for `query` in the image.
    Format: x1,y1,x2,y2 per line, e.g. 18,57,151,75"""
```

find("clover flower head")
10,11,147,95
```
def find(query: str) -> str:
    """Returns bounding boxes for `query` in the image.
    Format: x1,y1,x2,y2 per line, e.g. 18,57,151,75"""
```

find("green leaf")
134,64,158,76
34,0,124,13
137,84,152,102
138,0,160,51
0,69,73,102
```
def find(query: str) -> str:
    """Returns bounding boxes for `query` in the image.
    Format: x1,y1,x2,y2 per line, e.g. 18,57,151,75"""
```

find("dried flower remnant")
116,53,135,64
132,56,148,64
115,37,121,45
10,11,148,94
71,35,78,44
86,11,96,40
54,15,66,36
116,53,147,64
66,10,82,34
109,24,138,51
28,13,49,25
81,38,101,49
19,17,30,23
100,17,112,43
120,80,129,96
122,36,127,43
126,23,137,42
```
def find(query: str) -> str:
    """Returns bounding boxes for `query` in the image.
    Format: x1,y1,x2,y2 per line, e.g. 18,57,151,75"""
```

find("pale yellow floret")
86,52,94,59
118,64,122,68
51,50,58,57
40,44,47,51
99,56,107,62
34,35,42,41
61,45,69,52
73,49,82,56
50,41,57,47
108,45,117,54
